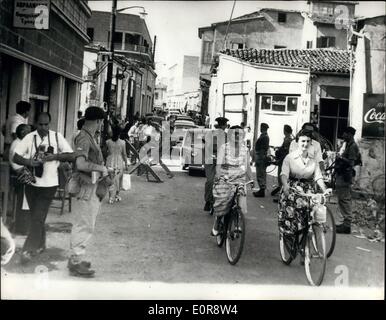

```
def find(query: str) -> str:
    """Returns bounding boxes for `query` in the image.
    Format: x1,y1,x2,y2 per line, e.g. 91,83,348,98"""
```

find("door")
319,98,349,148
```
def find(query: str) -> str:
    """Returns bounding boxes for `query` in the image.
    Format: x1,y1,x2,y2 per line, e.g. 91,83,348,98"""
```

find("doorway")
319,98,349,148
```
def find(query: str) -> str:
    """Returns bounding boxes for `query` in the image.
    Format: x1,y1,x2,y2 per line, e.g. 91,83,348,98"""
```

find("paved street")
1,160,384,299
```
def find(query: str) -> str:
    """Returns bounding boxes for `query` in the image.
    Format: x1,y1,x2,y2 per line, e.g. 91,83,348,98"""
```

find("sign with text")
362,94,385,138
13,0,50,30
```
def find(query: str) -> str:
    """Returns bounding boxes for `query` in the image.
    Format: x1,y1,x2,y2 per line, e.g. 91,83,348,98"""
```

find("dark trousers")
335,175,352,227
204,164,216,204
13,183,30,235
23,185,57,253
255,156,267,190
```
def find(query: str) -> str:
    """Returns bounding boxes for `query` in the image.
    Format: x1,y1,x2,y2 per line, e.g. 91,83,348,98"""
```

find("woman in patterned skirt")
211,126,258,236
278,129,331,235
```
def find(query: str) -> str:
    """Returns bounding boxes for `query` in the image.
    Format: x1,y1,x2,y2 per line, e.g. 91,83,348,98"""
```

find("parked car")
175,115,194,123
170,120,198,150
180,128,212,175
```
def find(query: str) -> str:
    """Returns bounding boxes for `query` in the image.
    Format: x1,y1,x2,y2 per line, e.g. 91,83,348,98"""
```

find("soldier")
253,123,270,197
68,107,112,277
335,126,360,234
271,124,294,198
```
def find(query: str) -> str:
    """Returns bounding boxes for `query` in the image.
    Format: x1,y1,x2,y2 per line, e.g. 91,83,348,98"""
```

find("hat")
84,107,106,121
261,123,269,130
284,124,292,133
344,126,356,135
215,117,229,126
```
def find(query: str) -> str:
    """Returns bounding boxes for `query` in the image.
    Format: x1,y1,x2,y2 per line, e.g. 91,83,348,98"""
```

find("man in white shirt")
3,101,31,161
13,112,73,263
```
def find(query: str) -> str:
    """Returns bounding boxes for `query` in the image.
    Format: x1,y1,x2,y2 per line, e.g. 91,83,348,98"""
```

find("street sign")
13,0,50,30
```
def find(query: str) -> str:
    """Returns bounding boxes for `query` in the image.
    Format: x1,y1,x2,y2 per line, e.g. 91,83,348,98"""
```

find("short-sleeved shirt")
9,138,23,171
5,114,28,144
341,140,359,166
289,139,323,164
14,130,73,187
281,149,323,182
74,128,104,167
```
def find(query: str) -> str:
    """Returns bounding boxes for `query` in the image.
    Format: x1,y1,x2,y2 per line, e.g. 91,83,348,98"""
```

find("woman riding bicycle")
279,129,331,235
211,126,258,236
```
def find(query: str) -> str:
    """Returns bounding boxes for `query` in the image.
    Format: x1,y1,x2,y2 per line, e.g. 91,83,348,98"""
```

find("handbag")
16,167,36,185
122,172,131,190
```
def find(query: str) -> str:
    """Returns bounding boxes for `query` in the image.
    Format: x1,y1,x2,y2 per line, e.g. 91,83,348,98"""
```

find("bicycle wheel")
279,233,295,265
324,206,336,258
216,217,225,247
225,208,245,265
304,224,327,286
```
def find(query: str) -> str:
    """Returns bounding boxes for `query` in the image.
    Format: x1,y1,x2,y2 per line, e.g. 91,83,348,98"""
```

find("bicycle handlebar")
288,187,332,204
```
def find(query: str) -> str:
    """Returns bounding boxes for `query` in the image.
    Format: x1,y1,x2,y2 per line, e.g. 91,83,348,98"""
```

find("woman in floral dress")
278,129,331,235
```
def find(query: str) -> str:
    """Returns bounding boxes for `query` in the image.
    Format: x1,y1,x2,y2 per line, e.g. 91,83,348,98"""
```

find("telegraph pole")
103,0,117,143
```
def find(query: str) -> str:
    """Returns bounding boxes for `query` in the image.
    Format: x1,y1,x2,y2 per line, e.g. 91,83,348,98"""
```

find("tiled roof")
222,48,350,73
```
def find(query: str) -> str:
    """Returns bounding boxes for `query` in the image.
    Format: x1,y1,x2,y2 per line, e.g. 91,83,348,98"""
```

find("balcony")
88,40,153,63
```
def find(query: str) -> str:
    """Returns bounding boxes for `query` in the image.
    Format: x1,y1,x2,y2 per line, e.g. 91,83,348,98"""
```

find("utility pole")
103,0,117,143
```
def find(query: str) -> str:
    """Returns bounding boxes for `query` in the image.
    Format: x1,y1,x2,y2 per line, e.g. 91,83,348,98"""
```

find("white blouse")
280,149,323,181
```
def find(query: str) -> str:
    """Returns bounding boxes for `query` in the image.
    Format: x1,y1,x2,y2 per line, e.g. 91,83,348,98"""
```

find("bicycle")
279,187,332,286
215,180,255,265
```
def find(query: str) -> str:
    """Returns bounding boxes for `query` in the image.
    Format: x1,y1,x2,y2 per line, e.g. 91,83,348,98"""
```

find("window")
155,92,159,100
261,96,271,110
317,36,336,48
278,12,287,23
259,95,298,112
202,41,213,64
272,96,286,112
87,28,94,41
113,32,123,50
287,97,298,112
231,42,245,50
274,45,286,49
306,41,313,49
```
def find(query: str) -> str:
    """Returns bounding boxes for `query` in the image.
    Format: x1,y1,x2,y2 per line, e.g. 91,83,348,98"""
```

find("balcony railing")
91,41,151,55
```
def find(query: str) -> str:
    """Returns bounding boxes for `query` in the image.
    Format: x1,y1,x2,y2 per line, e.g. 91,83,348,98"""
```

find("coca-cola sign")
362,94,385,138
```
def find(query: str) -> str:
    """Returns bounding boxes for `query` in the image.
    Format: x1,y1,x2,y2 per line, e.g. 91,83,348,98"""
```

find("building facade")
82,10,156,121
209,48,350,147
0,0,91,151
301,1,357,50
166,55,200,113
154,83,167,110
351,15,385,190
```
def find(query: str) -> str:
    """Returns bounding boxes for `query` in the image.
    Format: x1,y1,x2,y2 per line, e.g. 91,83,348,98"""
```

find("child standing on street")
106,127,128,204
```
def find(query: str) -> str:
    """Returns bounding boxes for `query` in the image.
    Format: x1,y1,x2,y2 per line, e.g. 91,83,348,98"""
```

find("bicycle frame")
285,189,328,257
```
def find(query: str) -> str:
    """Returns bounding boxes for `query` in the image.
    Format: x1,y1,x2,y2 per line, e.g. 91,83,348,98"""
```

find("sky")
88,1,385,77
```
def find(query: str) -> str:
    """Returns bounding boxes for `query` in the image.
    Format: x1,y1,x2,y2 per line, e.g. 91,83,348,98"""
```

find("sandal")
108,197,114,204
115,195,121,202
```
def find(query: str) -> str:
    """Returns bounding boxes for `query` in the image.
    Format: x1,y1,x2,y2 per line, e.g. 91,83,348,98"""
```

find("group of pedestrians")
1,104,126,277
203,117,360,237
